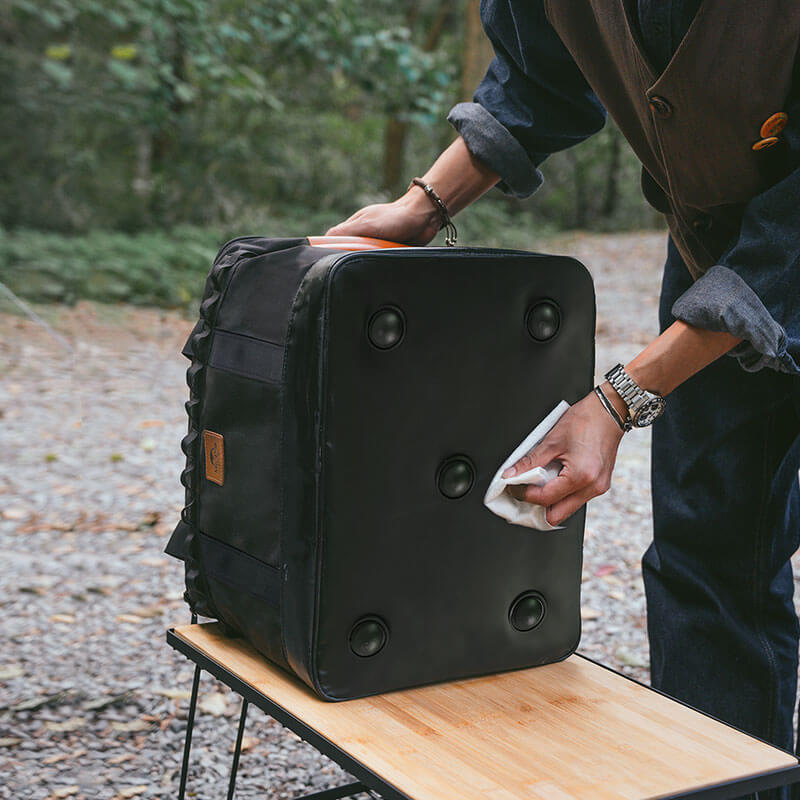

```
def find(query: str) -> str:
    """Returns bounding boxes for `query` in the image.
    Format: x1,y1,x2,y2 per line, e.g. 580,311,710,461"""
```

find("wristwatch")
603,363,666,429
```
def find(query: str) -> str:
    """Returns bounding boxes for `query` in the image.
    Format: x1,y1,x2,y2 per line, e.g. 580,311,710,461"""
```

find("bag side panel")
167,237,307,647
192,244,330,673
279,252,345,694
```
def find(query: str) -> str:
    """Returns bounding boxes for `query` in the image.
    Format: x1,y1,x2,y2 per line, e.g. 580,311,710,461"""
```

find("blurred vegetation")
0,0,662,307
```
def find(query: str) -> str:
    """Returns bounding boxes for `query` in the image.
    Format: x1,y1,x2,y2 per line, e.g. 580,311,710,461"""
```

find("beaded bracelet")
408,177,458,246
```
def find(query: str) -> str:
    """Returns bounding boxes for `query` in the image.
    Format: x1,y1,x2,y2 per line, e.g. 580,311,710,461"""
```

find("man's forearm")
602,320,743,417
398,136,501,221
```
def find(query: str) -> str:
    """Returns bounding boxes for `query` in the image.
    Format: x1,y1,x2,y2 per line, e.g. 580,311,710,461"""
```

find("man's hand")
503,391,625,526
325,136,500,243
325,190,441,245
501,317,745,527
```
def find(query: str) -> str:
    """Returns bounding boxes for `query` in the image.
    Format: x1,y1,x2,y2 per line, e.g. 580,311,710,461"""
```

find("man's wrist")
599,379,629,420
396,186,441,238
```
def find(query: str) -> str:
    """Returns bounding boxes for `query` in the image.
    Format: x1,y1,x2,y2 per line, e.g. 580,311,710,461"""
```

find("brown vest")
543,0,800,278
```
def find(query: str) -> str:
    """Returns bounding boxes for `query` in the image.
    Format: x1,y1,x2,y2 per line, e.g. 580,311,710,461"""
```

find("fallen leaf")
580,606,601,621
115,614,144,624
108,753,136,765
602,574,623,585
616,648,649,669
154,688,191,701
594,564,617,577
45,717,87,732
607,590,625,601
43,753,71,765
10,692,69,712
83,692,132,711
198,692,227,716
0,737,22,747
139,556,164,568
50,614,76,624
110,719,154,733
234,736,259,753
117,786,148,799
131,605,163,619
139,419,165,428
0,665,24,680
2,508,28,521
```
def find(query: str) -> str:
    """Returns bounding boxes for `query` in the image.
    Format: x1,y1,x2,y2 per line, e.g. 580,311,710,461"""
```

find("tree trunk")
569,150,589,229
601,128,622,218
383,117,410,195
381,3,454,194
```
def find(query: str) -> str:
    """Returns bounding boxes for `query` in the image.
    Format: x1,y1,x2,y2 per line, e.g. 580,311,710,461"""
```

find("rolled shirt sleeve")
447,0,607,199
670,115,800,376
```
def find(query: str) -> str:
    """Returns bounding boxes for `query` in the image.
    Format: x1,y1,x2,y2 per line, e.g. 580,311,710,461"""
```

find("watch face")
633,396,666,427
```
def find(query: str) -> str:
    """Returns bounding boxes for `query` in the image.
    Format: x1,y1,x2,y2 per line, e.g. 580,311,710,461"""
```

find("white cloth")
483,400,570,531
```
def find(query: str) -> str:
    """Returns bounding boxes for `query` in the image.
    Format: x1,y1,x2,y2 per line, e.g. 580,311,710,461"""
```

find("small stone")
51,788,80,799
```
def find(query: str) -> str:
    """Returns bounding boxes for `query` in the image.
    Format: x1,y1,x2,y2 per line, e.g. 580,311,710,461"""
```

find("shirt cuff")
446,102,544,199
670,264,800,375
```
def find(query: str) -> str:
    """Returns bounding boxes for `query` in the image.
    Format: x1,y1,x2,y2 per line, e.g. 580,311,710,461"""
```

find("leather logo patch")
203,430,225,486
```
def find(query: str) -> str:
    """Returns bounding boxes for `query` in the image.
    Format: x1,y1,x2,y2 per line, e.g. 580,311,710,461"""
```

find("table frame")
166,622,800,800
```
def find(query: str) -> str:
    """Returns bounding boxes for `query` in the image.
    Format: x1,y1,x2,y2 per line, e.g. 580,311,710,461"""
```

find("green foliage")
0,226,220,306
1,0,659,280
1,0,457,232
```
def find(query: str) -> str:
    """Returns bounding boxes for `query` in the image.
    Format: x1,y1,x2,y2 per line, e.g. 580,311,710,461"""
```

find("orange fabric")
307,236,409,251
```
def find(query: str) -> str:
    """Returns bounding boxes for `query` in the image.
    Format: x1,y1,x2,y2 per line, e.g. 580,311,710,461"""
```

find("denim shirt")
447,0,800,376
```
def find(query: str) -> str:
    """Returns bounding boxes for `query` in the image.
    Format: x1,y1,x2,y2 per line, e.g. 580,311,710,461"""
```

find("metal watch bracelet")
603,363,666,428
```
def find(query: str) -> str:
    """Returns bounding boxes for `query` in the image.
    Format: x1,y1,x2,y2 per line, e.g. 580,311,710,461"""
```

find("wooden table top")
172,623,797,800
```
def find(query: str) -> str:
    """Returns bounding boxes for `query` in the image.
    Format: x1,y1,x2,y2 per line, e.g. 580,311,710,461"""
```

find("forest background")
0,0,664,308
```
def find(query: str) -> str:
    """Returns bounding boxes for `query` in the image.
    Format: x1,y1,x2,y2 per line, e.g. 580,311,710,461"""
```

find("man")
327,0,800,786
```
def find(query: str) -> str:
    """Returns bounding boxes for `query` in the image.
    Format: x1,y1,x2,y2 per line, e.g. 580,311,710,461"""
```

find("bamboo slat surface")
172,622,797,800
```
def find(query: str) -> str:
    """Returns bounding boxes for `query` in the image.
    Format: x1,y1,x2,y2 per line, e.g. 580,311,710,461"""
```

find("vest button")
760,112,788,138
692,215,713,233
752,136,780,151
648,95,673,118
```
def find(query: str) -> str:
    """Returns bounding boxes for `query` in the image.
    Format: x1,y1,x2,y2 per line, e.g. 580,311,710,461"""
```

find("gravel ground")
0,231,718,798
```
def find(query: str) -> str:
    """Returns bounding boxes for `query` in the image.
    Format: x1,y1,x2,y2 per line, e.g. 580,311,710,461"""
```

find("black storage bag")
166,236,595,701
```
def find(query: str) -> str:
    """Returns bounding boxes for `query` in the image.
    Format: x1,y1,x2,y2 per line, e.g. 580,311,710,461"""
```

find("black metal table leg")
178,663,202,800
292,782,374,799
227,698,249,800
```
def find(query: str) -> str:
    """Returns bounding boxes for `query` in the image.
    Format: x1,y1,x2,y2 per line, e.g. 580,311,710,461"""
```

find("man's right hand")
325,188,441,246
324,136,501,245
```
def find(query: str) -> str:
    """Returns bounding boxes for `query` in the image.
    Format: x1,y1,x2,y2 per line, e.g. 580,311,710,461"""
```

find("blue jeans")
643,237,800,797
